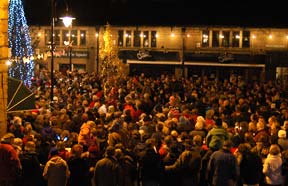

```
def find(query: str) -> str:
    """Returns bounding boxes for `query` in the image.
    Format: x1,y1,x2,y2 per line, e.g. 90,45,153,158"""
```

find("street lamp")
61,13,75,72
50,0,74,109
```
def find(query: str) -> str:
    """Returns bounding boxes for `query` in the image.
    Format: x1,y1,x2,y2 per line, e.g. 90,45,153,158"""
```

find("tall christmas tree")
99,23,124,79
8,0,34,87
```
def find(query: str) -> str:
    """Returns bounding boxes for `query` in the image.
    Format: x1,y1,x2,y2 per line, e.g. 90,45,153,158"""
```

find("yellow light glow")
38,33,41,37
6,60,12,66
269,35,273,39
252,35,256,39
186,34,190,37
95,33,99,37
60,16,75,27
170,33,175,37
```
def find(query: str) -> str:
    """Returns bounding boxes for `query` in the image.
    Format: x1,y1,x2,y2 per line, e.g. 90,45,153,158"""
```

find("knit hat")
49,147,59,156
278,130,287,138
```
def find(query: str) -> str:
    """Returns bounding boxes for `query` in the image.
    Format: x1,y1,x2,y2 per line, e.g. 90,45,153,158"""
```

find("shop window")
242,31,250,48
222,31,230,47
143,31,149,47
80,30,86,46
202,30,209,47
151,31,157,47
134,30,141,47
118,30,124,47
212,30,220,47
232,31,240,47
125,30,132,47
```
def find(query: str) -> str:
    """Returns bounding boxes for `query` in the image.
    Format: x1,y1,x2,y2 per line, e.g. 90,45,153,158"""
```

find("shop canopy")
7,77,35,113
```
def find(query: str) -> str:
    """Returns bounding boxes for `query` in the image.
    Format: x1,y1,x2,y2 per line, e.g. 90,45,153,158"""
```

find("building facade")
31,25,288,85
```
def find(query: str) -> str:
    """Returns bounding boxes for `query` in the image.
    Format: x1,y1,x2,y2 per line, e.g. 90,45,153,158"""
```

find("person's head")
269,144,281,155
222,140,232,151
215,118,222,127
278,130,287,139
1,133,15,144
70,144,83,158
105,146,115,157
49,146,59,157
24,141,36,152
237,143,251,155
193,135,203,147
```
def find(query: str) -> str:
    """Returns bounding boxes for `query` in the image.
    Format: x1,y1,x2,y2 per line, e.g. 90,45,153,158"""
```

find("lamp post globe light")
50,0,74,109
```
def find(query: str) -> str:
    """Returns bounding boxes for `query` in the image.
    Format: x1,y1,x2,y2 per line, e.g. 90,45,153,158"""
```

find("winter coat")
0,143,21,182
43,155,70,186
165,148,202,186
207,148,239,186
263,153,283,185
94,155,120,186
19,151,43,186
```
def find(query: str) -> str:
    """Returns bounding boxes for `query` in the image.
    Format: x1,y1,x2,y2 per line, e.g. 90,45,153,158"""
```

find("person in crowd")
139,138,164,186
93,146,120,186
67,144,90,186
19,141,44,186
115,144,138,186
206,118,229,151
277,129,288,151
43,147,70,186
236,143,263,186
207,140,239,186
263,144,283,186
165,138,202,186
0,133,22,186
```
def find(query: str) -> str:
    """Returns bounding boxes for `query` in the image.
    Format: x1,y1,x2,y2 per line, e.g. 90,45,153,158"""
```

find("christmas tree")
8,0,35,87
99,23,124,79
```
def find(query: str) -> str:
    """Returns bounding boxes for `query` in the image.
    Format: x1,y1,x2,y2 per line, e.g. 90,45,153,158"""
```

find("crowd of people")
1,68,288,186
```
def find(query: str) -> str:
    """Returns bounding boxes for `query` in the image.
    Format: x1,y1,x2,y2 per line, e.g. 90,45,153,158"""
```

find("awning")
7,77,36,113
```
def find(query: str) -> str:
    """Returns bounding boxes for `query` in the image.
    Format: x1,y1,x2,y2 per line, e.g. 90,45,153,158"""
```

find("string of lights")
8,0,35,87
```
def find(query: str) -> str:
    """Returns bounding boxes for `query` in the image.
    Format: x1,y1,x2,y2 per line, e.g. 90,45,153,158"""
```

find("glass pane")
118,30,124,47
151,31,157,47
212,31,220,47
71,30,77,46
125,30,132,47
80,30,86,46
54,30,60,45
143,31,149,47
242,31,250,48
232,31,240,48
134,30,141,47
222,31,230,47
202,30,209,47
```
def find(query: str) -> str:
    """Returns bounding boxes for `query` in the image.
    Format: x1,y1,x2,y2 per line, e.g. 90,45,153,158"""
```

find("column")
0,0,8,137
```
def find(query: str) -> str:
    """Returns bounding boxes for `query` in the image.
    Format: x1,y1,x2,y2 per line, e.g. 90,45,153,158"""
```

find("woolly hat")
49,147,59,156
278,130,287,138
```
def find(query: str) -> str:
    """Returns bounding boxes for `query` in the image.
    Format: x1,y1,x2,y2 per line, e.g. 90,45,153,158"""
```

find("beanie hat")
278,130,287,138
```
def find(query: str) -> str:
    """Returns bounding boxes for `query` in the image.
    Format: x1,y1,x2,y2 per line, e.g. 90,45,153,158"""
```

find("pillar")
0,0,8,137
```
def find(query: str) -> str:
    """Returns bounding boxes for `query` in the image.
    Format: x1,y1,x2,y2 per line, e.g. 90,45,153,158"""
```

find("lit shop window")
232,31,240,47
151,31,157,47
125,30,132,47
134,30,141,47
212,30,220,47
118,30,124,47
143,31,149,47
80,30,86,46
242,31,250,48
202,30,209,47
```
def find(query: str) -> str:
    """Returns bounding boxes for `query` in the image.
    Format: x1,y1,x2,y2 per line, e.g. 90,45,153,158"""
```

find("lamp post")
50,0,55,109
50,0,74,109
96,26,99,74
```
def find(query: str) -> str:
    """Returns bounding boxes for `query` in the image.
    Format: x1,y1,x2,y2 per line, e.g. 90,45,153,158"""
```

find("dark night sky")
23,0,288,27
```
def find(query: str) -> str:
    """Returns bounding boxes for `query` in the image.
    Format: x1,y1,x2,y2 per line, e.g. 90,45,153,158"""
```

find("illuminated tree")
99,23,125,79
8,0,35,86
